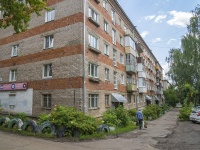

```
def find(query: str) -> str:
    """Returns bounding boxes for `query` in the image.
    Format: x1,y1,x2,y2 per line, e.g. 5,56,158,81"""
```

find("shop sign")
0,82,27,91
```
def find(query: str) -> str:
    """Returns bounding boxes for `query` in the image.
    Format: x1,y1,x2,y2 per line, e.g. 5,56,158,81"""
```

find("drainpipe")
83,0,87,113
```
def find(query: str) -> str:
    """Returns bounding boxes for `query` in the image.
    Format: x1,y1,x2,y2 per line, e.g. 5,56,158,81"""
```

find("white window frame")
120,53,124,64
104,20,109,33
104,43,109,55
113,49,117,66
114,71,118,89
111,10,115,24
42,94,51,108
105,94,110,107
45,9,55,22
11,45,19,57
43,64,52,78
112,29,116,45
105,68,109,80
9,70,17,82
44,35,54,49
88,34,99,50
120,74,124,84
88,7,98,22
120,36,123,46
89,94,99,108
89,63,99,78
103,0,108,10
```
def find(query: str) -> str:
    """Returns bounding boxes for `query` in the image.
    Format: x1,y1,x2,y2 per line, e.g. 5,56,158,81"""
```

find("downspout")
83,0,87,113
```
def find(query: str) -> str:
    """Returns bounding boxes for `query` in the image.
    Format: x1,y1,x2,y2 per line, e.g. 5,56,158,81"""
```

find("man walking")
136,109,143,130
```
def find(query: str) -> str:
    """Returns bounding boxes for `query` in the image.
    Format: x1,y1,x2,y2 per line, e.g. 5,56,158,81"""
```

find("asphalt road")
1,108,196,150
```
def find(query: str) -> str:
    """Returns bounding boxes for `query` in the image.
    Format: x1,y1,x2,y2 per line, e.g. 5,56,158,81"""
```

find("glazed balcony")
127,83,137,92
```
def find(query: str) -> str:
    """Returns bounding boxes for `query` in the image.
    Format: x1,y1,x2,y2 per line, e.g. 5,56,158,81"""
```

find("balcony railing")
138,86,147,93
126,64,137,74
138,71,146,78
127,83,137,92
157,90,163,94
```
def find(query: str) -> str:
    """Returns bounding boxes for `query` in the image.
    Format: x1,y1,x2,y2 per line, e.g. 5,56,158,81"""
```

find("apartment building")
0,0,164,117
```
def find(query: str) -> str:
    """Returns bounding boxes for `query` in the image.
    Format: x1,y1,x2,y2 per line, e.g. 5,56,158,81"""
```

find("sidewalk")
0,108,179,150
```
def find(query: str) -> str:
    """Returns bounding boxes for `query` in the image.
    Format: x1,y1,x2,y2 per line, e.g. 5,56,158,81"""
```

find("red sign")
0,82,27,91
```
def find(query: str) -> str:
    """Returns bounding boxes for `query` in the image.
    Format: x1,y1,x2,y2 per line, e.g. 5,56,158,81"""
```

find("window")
9,70,17,82
119,18,122,28
88,7,98,22
127,75,131,84
89,63,99,78
120,36,123,45
89,94,99,108
104,21,109,33
120,74,124,84
103,0,108,10
112,29,116,45
120,54,124,64
45,9,55,22
114,71,117,89
113,49,117,66
104,43,109,55
11,45,19,57
88,34,99,50
44,35,54,49
142,78,146,86
124,26,127,32
42,94,51,108
111,10,115,24
43,64,52,78
105,95,110,107
105,68,109,80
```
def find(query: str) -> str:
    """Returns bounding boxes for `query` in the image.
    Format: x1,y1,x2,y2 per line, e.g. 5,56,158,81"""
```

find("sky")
117,0,199,78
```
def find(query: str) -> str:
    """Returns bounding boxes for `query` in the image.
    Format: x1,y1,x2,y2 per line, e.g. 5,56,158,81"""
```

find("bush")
178,102,193,121
43,106,99,135
142,104,162,120
102,106,129,127
127,108,137,122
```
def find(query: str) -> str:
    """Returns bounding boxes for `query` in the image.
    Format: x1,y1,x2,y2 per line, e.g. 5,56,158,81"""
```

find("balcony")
157,90,163,95
94,0,100,4
138,87,147,93
136,42,143,53
155,65,159,70
137,57,144,64
127,83,137,92
125,46,137,56
138,71,146,78
126,64,137,74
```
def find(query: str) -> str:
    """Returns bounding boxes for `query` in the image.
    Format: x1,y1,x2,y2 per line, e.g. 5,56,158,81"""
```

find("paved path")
0,109,179,150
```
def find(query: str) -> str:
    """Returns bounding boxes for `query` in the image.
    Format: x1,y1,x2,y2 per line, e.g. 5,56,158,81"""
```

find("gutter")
83,0,87,113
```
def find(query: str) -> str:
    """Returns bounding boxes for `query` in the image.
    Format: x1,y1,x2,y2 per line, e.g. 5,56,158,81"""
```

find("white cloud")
162,62,170,79
167,38,177,44
152,38,161,43
154,15,167,23
144,15,156,21
140,31,149,38
167,11,192,27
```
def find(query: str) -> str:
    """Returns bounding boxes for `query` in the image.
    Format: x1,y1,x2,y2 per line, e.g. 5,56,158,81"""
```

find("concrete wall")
0,89,33,115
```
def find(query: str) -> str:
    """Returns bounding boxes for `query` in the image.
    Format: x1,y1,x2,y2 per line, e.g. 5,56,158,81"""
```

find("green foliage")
38,114,50,125
142,104,162,120
163,85,179,107
0,0,47,33
178,102,193,121
127,108,137,122
160,104,169,113
41,106,99,135
15,112,28,121
102,106,129,127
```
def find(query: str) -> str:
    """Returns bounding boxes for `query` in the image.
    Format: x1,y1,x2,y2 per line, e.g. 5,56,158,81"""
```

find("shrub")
15,112,28,121
48,106,99,135
102,106,129,127
142,104,162,120
178,102,193,121
127,108,137,122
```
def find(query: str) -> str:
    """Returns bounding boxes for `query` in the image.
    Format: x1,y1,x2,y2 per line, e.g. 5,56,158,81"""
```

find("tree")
163,85,179,107
166,5,200,104
0,0,47,33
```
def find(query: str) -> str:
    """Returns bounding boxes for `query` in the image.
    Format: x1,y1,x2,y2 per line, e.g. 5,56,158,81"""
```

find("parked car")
189,110,200,123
